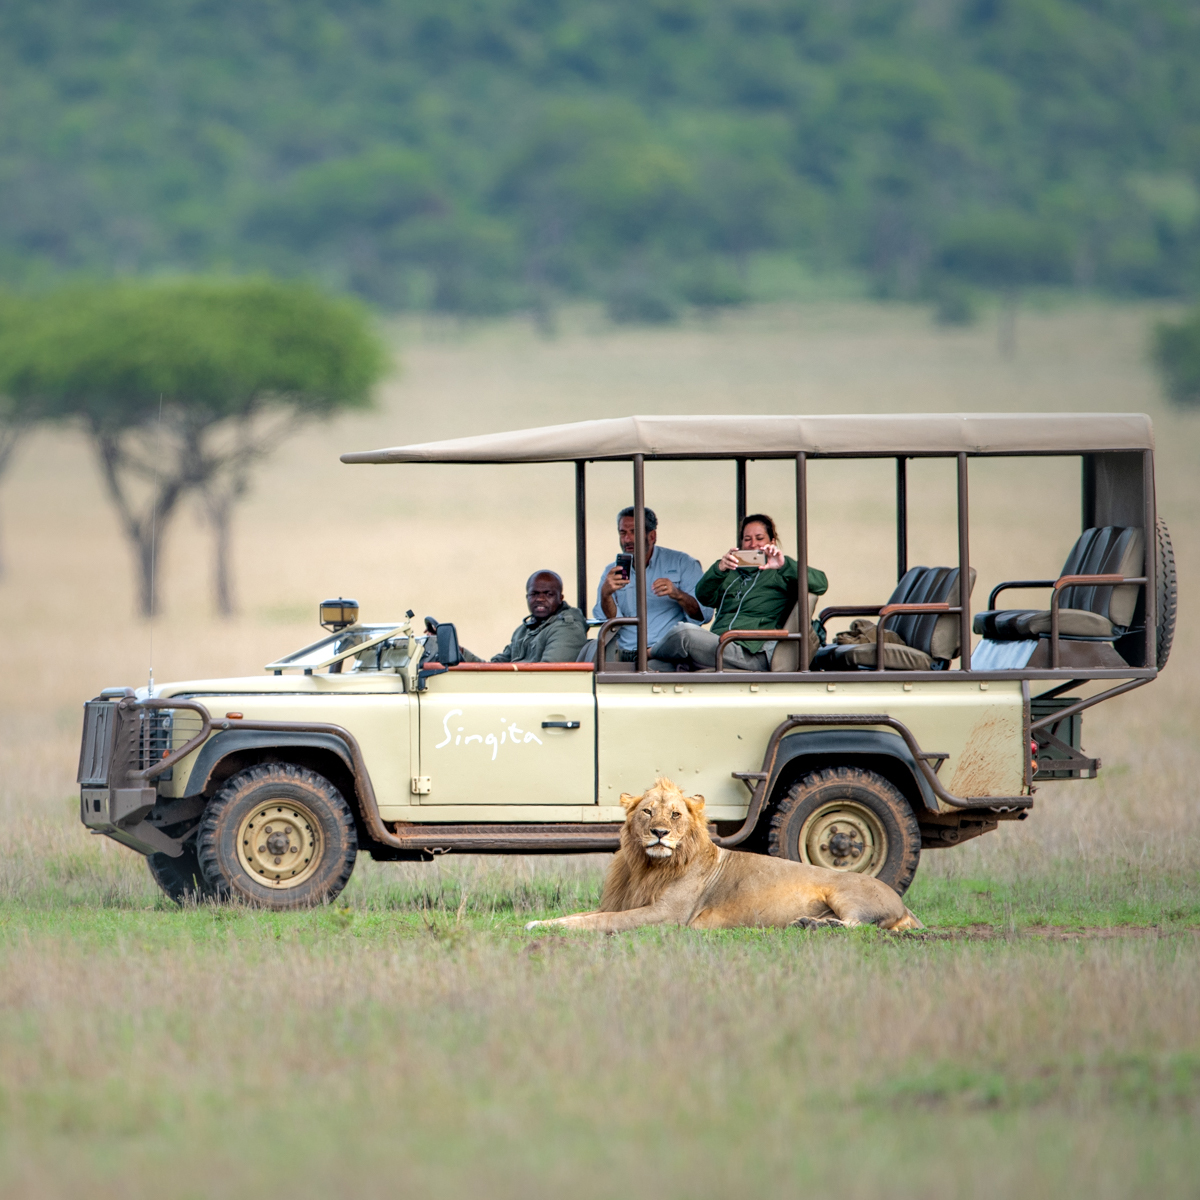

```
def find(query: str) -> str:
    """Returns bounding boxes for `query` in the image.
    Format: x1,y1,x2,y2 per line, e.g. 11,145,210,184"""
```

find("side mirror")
435,623,461,667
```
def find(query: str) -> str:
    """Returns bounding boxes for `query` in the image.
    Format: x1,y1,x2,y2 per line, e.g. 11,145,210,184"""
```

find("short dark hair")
617,506,658,532
740,512,778,543
526,570,563,592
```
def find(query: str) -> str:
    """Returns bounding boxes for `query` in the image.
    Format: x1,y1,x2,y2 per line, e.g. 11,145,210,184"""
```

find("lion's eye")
642,809,652,816
671,812,680,820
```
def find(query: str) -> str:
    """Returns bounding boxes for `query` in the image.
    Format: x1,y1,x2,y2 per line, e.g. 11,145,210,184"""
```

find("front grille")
79,699,206,792
141,709,175,780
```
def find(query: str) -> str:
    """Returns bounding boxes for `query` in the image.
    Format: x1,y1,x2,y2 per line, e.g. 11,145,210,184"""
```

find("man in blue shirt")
592,507,711,662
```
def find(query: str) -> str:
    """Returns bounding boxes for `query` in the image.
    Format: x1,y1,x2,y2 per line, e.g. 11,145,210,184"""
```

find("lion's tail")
885,907,924,931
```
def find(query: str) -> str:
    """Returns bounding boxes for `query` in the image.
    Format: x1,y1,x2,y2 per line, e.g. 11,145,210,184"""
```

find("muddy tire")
1156,516,1176,669
197,763,357,909
148,843,217,904
768,766,921,895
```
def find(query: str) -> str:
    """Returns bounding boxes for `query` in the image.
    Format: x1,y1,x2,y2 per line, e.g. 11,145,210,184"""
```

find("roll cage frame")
582,453,1157,730
342,414,1162,733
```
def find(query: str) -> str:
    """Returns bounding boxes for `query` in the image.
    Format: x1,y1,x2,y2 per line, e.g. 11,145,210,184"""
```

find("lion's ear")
684,793,707,818
618,792,643,812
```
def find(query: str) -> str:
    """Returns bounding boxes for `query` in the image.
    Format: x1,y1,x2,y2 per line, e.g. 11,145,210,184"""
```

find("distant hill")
1,0,1198,316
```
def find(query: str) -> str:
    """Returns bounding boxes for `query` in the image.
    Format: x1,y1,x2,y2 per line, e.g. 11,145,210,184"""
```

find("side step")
382,822,623,856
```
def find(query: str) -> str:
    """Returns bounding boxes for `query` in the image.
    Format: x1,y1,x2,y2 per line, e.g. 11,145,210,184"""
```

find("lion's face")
620,779,706,861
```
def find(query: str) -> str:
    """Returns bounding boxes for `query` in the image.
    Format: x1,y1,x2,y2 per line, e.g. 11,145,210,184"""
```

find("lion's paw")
524,920,541,932
790,916,846,930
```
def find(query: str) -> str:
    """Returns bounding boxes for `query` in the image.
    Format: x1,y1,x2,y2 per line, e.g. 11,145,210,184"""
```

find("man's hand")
599,564,629,618
652,576,702,619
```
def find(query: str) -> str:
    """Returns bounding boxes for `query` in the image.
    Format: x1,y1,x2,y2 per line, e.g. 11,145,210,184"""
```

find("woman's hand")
760,542,785,570
718,548,741,572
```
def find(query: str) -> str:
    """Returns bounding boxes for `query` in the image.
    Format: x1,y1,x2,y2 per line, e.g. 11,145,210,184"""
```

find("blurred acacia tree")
0,279,387,617
937,215,1073,355
0,291,49,579
1153,307,1200,406
0,392,33,580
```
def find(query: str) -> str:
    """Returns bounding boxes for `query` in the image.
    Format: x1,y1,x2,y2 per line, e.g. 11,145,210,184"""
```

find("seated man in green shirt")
649,514,828,671
461,570,587,664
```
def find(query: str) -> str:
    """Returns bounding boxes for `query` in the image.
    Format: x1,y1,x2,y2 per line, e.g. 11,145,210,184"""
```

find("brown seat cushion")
827,641,933,671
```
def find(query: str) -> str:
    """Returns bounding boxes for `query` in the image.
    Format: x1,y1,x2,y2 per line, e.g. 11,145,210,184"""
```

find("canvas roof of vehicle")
341,413,1154,465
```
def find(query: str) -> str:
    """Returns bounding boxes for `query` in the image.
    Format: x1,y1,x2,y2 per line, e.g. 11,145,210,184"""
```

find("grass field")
1,299,1198,1197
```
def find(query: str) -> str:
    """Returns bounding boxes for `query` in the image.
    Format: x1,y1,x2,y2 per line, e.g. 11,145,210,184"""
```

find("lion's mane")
598,778,719,912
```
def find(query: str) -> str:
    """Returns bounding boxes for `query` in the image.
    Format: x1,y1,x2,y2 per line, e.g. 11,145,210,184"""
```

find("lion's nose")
650,827,669,838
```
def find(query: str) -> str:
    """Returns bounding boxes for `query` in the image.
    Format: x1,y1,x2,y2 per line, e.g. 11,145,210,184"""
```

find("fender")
181,730,355,797
767,729,938,813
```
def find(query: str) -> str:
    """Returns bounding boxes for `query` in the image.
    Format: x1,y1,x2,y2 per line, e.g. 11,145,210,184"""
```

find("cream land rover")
77,414,1174,909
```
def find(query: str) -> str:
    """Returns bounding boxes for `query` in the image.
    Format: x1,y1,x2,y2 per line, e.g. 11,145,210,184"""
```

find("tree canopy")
2,279,382,426
0,1,1198,315
1153,307,1200,408
0,278,386,614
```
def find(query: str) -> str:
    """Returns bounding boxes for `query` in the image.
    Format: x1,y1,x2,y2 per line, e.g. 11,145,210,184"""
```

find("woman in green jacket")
649,513,828,670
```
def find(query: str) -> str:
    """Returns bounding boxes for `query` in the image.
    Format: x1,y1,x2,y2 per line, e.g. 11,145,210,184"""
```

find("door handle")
541,721,581,729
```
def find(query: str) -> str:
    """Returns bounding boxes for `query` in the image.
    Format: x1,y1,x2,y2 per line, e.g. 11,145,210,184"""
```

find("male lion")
526,778,923,933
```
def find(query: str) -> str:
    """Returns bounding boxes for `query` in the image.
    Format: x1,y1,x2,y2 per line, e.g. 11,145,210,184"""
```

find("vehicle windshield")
265,625,420,674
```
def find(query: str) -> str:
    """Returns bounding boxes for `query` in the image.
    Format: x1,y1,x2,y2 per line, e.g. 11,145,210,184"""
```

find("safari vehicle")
78,413,1174,908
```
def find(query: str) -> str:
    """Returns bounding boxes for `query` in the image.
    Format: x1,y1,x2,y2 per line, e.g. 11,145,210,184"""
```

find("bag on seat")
973,526,1144,643
813,566,976,671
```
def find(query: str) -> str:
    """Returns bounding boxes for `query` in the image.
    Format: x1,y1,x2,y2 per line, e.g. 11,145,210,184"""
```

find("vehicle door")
418,666,595,805
596,677,772,820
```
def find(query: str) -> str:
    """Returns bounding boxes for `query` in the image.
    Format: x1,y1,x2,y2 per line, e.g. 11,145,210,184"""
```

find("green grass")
0,846,1197,1199
908,870,1200,930
0,884,1197,1200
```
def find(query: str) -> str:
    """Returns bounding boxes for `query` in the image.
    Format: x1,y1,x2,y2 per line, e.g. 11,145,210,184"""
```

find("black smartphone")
615,553,633,579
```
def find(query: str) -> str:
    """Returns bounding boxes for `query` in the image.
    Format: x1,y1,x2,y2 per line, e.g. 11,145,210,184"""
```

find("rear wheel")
197,763,358,909
148,842,217,904
768,766,921,895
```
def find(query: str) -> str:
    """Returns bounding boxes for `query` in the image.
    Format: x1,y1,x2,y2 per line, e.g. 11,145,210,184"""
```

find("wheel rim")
236,798,323,888
798,800,888,875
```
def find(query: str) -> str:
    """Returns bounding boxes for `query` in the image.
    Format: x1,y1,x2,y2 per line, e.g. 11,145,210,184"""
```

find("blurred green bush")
0,0,1198,320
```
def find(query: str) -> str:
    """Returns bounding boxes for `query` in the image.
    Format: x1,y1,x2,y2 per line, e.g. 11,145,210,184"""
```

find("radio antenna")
147,394,164,694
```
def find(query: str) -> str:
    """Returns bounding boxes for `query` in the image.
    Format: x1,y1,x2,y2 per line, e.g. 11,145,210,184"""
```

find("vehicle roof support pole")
957,452,972,671
1143,448,1157,670
574,459,587,614
796,451,809,670
1081,453,1097,530
736,457,747,540
896,456,908,581
633,453,648,671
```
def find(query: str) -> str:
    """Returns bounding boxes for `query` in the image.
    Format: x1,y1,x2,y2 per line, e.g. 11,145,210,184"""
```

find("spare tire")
1156,516,1177,669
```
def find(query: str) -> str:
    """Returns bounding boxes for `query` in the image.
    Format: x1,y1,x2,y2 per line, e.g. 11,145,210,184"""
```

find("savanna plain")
1,300,1199,1198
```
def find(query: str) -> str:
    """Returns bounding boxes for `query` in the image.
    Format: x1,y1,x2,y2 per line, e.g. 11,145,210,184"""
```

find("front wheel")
768,766,921,895
148,842,218,904
197,763,358,909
